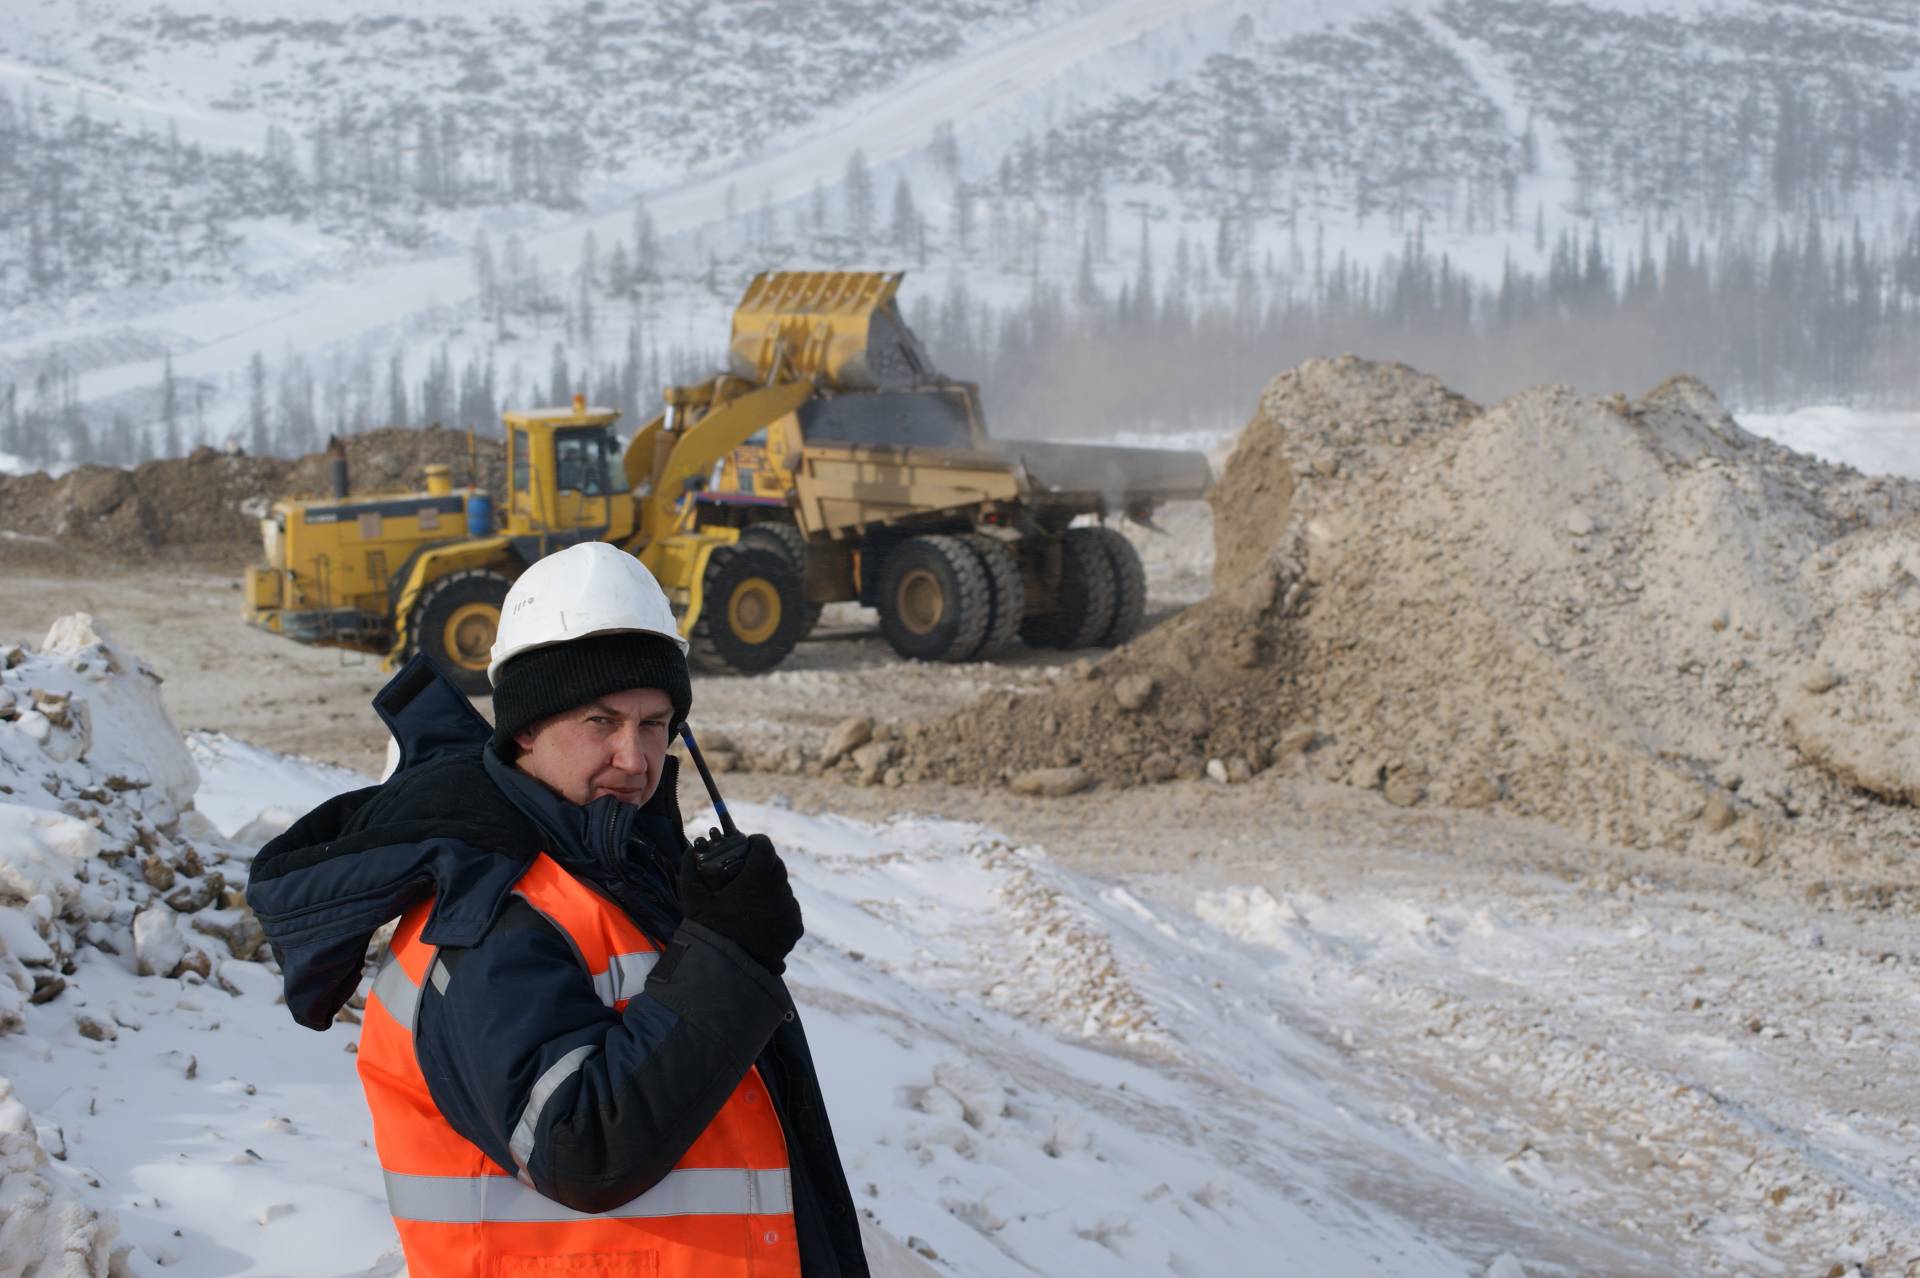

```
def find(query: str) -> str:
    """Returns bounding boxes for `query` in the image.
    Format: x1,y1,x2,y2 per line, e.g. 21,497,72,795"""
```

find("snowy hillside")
1,0,1917,465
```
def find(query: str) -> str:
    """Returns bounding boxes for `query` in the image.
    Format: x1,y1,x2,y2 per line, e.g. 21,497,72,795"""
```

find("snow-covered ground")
1737,406,1920,481
0,615,1650,1276
9,612,1920,1274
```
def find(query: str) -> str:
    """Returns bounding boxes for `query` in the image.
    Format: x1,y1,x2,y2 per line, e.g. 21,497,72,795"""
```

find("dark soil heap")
0,428,503,567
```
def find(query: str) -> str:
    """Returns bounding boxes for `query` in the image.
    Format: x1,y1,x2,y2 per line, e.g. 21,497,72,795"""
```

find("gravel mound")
897,357,1920,873
0,428,503,566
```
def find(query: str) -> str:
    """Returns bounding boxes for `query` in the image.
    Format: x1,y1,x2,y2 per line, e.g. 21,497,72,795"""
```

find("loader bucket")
729,271,935,390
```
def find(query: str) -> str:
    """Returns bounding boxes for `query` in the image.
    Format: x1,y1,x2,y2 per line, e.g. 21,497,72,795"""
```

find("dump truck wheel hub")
897,568,946,636
727,577,782,645
443,602,499,670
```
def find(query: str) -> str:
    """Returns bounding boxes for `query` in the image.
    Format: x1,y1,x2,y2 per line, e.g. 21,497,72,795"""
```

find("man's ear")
513,726,538,754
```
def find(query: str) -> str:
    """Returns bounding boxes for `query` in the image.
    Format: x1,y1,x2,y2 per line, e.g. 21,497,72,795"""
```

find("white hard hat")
488,543,686,687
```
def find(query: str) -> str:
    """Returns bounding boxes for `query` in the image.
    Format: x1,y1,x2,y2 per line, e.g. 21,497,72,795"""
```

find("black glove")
676,831,803,975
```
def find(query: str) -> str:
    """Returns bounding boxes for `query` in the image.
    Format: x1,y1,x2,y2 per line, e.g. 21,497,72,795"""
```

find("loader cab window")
553,427,620,496
511,429,530,493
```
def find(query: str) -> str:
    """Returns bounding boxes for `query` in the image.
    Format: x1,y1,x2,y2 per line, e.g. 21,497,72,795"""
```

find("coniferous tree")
160,352,180,458
248,352,270,455
844,149,874,241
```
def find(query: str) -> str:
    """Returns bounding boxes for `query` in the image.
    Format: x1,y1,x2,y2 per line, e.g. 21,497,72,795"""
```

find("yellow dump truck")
684,271,1213,662
244,392,813,693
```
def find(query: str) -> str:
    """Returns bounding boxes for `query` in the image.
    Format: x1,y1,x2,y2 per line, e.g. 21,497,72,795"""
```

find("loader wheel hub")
442,602,499,671
896,568,945,636
727,577,782,645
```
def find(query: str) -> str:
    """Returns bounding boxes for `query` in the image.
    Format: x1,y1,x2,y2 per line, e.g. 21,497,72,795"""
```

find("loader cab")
503,399,636,554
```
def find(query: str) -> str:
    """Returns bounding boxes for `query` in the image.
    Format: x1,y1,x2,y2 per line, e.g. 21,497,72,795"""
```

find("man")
247,543,868,1277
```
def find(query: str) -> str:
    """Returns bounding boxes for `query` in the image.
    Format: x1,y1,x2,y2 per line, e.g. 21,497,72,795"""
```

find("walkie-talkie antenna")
678,724,738,837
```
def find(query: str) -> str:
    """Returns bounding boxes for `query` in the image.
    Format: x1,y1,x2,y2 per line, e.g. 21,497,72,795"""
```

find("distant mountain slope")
0,0,1916,461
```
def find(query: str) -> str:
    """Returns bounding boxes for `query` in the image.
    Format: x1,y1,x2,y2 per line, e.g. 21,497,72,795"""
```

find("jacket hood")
247,657,539,1029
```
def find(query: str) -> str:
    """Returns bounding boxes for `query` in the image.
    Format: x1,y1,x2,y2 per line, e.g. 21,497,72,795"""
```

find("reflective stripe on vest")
385,1167,793,1223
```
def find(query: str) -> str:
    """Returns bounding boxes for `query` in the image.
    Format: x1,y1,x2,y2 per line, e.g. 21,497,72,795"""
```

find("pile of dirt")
0,428,504,567
896,356,1920,873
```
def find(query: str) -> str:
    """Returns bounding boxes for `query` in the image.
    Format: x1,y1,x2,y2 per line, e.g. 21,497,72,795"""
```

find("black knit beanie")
490,630,692,756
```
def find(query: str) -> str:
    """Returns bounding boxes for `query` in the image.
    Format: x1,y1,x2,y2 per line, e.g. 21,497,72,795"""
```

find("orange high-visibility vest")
357,851,800,1277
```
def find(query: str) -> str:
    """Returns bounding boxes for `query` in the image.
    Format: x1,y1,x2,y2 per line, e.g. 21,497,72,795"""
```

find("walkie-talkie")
679,725,751,886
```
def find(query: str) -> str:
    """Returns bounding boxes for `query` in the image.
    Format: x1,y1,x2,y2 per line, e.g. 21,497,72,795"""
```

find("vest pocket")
494,1254,659,1275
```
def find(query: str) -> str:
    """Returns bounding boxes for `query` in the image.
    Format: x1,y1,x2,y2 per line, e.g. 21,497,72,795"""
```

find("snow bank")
0,615,272,1275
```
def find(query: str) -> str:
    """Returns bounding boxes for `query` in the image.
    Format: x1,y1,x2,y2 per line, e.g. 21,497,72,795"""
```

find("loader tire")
739,522,824,637
877,534,991,662
689,544,805,675
1019,528,1116,650
413,569,514,696
1085,525,1147,646
959,532,1024,659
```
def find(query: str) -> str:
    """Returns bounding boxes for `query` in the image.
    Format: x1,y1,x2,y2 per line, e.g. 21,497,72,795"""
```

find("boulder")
1010,767,1092,798
820,717,874,767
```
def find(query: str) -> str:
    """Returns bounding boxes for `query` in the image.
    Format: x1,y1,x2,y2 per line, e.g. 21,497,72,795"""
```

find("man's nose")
609,725,648,773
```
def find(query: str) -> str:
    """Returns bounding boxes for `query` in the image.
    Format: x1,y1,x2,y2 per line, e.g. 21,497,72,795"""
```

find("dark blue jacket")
246,656,867,1277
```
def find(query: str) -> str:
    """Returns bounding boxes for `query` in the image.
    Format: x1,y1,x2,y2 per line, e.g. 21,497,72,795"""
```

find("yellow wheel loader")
676,271,1213,662
244,391,813,694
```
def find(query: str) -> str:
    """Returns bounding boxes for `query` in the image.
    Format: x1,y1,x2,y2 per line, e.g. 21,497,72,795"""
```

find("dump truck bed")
992,439,1214,511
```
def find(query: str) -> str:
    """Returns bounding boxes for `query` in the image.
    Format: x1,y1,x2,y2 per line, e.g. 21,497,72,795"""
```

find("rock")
1141,753,1179,783
141,856,176,892
694,728,737,753
1168,706,1211,740
1277,728,1317,757
703,750,738,774
1453,772,1500,809
1175,756,1207,782
1205,759,1230,784
872,723,898,743
1226,628,1264,669
257,1202,297,1226
75,1014,116,1042
820,717,873,766
29,974,65,1005
132,906,188,977
850,741,897,786
1010,767,1092,798
165,870,224,914
1383,770,1423,807
174,948,212,980
1565,508,1594,536
1801,667,1840,695
882,767,905,788
1226,756,1254,784
1701,793,1738,833
1348,756,1386,791
192,909,268,962
1112,674,1157,713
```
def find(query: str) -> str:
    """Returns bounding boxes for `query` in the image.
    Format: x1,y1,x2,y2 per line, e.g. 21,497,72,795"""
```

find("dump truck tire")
959,532,1024,658
689,544,805,675
1085,526,1147,646
1020,528,1117,650
740,522,824,637
413,569,513,696
877,534,991,662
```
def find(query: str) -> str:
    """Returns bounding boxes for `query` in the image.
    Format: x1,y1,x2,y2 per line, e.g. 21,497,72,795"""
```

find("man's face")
512,686,675,807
